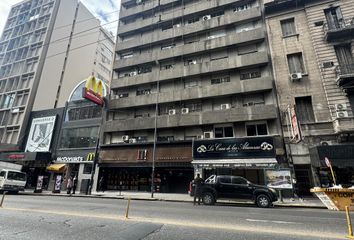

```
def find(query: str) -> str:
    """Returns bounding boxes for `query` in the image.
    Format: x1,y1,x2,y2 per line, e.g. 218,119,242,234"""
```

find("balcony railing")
323,18,354,42
335,64,354,90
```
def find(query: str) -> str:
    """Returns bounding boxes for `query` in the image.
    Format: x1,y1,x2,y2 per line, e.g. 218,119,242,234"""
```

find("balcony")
119,0,247,33
335,64,354,91
114,28,265,70
112,51,269,88
103,104,277,132
116,7,261,51
110,76,273,109
323,18,354,42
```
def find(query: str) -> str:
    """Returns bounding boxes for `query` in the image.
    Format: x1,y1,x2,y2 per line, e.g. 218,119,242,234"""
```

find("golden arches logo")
82,76,104,105
86,153,95,161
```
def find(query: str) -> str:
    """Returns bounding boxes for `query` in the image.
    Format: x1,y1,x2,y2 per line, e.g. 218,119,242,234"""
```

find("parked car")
189,175,278,208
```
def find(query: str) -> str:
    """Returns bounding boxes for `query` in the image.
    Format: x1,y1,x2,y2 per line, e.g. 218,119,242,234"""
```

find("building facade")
265,0,354,194
0,0,114,148
101,0,285,193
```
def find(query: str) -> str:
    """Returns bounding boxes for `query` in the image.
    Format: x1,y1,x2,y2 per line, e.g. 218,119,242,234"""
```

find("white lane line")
246,219,301,224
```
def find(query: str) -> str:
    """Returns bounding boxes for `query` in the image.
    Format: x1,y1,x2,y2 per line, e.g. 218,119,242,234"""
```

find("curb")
18,192,326,209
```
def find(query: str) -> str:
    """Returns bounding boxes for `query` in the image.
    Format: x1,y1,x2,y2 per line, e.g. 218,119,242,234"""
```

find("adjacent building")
0,0,114,149
100,0,286,193
265,0,354,194
0,0,115,192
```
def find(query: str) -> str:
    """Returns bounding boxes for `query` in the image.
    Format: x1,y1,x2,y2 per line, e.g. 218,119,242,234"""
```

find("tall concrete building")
100,0,285,193
265,0,354,194
0,0,114,148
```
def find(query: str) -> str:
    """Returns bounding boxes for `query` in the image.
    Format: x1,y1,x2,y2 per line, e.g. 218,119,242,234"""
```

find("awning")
46,164,66,172
192,158,278,168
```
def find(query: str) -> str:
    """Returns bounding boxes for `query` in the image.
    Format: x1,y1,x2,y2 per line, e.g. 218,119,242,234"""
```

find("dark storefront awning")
310,145,354,168
0,152,51,163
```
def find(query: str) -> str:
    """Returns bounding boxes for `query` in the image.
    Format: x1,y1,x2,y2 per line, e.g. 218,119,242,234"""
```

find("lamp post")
151,80,159,198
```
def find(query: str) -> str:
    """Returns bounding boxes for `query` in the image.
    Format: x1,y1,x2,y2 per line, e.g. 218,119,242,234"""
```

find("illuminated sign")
82,76,104,105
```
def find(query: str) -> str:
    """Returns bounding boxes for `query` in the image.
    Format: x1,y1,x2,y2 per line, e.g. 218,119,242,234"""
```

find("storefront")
192,137,283,185
0,151,52,189
99,142,193,193
310,144,354,188
50,149,96,193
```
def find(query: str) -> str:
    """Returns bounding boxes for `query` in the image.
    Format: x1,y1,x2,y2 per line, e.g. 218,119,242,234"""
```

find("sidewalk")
20,189,326,209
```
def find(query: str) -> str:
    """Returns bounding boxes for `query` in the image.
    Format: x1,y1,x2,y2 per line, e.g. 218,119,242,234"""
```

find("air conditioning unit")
129,138,137,143
335,103,347,111
197,135,204,139
202,15,211,21
168,109,176,115
336,111,348,118
130,71,137,76
122,135,130,142
181,108,189,114
204,131,213,139
220,104,230,110
289,73,302,81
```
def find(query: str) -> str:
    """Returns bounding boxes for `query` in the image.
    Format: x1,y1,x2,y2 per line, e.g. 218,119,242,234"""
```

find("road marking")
2,207,345,239
246,219,301,224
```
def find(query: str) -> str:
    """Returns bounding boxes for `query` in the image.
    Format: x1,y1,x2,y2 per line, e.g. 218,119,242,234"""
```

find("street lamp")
151,80,159,198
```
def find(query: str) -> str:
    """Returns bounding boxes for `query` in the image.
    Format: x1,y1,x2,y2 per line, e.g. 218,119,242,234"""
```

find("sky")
0,0,120,36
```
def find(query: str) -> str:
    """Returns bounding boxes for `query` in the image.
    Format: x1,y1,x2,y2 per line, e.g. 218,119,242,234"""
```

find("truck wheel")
256,194,271,208
202,192,215,205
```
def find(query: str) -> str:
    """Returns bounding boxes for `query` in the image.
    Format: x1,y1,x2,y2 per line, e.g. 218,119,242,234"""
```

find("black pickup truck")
189,175,278,208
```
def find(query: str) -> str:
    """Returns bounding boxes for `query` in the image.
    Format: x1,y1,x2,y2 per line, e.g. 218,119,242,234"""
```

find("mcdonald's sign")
82,76,104,105
86,152,95,161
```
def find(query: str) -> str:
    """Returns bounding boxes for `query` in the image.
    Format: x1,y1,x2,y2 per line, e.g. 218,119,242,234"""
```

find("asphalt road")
0,194,349,240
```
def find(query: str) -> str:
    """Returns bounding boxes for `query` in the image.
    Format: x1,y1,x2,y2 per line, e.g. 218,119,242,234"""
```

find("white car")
0,169,27,193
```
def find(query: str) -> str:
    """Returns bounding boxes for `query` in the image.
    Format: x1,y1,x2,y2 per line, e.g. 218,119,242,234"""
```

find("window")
157,136,174,142
136,89,151,96
287,53,305,73
207,29,226,40
184,102,202,112
211,76,230,84
232,177,248,184
161,43,175,50
324,7,344,30
0,171,5,177
210,50,228,61
214,126,234,138
295,96,315,123
185,59,197,66
160,64,174,70
242,93,265,107
334,44,354,72
240,69,261,80
281,18,296,37
137,149,147,160
219,176,231,184
67,105,102,121
83,164,92,174
234,3,251,12
138,65,152,74
246,123,268,136
59,127,99,148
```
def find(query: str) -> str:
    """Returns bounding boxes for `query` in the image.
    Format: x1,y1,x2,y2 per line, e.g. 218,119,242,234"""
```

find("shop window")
287,53,305,74
295,96,315,123
137,149,147,160
246,123,268,136
83,164,92,174
281,18,296,37
214,126,234,138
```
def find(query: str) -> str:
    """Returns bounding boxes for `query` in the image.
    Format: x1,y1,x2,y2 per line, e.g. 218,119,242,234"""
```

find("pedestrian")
66,176,73,195
193,173,204,205
72,175,77,194
292,178,303,202
99,176,105,193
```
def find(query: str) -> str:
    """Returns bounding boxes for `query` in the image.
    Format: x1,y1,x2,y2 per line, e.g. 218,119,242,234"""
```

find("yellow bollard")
125,198,131,219
345,206,354,239
0,191,6,208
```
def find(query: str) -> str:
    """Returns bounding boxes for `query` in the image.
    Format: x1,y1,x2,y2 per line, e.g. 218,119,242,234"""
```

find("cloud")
0,0,120,37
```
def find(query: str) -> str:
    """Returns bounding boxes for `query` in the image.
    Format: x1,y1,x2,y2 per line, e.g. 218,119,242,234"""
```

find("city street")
0,194,349,240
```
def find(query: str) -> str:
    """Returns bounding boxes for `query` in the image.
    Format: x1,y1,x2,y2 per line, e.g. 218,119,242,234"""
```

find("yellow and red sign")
82,76,104,105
